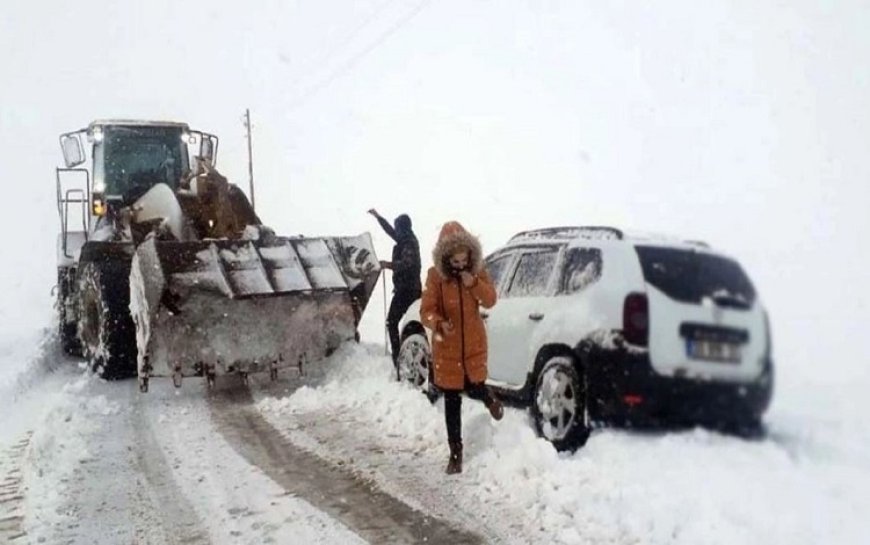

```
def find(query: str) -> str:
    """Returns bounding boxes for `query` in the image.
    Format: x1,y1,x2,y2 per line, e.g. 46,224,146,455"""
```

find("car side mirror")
60,134,85,168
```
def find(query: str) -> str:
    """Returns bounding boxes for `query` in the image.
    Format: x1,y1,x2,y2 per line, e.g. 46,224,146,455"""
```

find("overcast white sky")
1,0,867,389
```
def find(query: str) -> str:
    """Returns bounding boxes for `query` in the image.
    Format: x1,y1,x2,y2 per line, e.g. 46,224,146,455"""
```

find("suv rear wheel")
532,355,590,451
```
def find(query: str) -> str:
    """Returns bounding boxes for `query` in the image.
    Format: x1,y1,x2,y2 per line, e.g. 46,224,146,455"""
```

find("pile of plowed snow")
259,343,870,545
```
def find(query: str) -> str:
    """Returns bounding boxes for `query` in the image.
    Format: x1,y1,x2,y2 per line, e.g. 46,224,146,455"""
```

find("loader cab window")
94,126,189,202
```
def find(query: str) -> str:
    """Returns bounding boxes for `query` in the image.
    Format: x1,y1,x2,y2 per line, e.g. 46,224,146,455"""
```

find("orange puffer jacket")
420,222,497,390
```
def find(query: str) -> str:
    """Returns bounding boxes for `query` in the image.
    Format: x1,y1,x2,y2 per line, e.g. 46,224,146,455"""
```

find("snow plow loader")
55,120,380,391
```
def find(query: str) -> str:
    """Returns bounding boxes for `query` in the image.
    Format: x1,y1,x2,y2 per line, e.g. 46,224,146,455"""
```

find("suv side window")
506,249,558,297
560,248,602,294
484,253,513,289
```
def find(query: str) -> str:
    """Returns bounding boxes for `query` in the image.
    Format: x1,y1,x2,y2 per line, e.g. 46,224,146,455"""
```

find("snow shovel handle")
382,272,388,356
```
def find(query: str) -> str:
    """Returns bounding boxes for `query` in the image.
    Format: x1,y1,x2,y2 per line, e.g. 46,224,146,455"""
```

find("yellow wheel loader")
55,120,380,391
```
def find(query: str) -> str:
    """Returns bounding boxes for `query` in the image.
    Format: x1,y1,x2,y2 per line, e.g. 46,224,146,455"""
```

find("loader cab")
93,124,189,202
58,120,219,222
56,120,219,258
86,121,219,205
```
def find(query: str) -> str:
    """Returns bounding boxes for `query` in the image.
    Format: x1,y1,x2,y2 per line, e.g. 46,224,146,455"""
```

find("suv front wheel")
397,333,429,387
532,355,590,451
397,332,441,403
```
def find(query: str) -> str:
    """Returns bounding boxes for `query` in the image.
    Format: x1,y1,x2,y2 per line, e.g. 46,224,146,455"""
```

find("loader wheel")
77,262,137,380
57,267,83,357
60,321,82,356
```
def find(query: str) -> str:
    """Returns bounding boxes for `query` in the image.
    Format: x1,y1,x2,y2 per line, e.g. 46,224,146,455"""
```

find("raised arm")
368,209,397,241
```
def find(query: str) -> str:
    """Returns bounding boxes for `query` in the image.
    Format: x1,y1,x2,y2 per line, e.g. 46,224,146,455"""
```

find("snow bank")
0,327,68,407
259,343,870,545
22,374,121,540
259,343,446,445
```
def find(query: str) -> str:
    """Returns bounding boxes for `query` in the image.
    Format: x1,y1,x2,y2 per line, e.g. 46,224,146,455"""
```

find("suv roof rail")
508,226,624,244
684,239,710,248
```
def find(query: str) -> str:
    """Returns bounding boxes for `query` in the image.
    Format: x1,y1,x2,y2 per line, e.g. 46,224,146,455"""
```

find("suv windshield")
485,253,514,289
635,245,756,308
96,125,188,201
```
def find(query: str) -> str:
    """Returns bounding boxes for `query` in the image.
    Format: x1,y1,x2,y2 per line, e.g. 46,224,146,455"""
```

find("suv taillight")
623,293,649,346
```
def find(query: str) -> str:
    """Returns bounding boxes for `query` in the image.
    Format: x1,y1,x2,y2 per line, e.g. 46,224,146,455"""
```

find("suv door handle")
480,311,489,319
529,312,544,321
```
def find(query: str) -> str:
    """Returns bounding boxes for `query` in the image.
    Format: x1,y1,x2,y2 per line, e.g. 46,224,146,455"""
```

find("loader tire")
77,261,137,379
57,268,83,357
60,321,82,357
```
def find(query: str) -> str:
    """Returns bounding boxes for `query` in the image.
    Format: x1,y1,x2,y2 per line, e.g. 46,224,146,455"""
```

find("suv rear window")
560,248,602,294
635,246,756,308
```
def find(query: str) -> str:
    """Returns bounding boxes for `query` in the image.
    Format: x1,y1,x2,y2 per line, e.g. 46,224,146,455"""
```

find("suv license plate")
687,340,742,363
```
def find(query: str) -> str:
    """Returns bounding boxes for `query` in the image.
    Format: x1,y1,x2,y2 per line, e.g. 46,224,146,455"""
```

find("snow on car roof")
621,230,711,250
507,226,624,244
505,226,712,251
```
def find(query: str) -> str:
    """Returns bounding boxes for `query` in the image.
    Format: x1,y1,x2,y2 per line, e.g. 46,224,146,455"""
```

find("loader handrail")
56,167,90,258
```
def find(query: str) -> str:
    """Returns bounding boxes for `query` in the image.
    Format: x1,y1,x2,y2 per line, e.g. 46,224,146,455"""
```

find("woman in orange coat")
421,221,503,474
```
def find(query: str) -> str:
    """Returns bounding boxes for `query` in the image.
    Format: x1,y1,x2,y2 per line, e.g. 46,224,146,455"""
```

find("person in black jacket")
368,209,422,373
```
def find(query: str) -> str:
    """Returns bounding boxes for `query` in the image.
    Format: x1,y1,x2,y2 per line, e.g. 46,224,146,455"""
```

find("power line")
288,0,432,110
292,0,402,81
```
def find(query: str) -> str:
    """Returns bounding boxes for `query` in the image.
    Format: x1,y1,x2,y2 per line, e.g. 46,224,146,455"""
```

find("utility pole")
244,108,256,211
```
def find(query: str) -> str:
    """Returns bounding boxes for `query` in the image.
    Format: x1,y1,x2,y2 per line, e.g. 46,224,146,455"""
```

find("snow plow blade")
130,233,379,387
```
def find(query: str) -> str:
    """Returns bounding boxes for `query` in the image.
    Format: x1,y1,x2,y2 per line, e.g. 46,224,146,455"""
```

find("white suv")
397,226,773,450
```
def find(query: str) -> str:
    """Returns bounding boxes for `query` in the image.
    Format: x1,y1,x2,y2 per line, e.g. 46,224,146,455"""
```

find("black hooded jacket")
376,214,422,295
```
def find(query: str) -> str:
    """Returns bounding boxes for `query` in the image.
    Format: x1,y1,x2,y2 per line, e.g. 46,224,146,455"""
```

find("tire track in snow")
209,385,483,545
131,392,212,545
0,433,32,542
22,377,211,545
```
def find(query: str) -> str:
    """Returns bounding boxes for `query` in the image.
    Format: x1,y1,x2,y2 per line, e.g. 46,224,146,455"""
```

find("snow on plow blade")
130,233,379,388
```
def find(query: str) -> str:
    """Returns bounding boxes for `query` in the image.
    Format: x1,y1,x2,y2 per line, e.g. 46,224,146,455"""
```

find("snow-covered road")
3,367,370,544
0,340,484,544
257,344,870,545
210,381,482,544
0,339,867,544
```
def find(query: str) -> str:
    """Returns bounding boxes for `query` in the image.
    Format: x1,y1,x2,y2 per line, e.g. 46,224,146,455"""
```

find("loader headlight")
91,126,104,143
92,196,106,217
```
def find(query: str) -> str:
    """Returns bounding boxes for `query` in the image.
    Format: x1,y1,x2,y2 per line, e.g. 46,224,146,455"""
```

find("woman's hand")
459,271,476,288
439,320,454,335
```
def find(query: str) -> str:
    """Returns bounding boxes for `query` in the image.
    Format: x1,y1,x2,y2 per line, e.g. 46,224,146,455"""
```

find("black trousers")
386,289,419,365
443,379,491,444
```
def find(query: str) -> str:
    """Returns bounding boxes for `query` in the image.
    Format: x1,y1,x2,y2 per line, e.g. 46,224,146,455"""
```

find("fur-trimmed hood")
432,221,484,277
